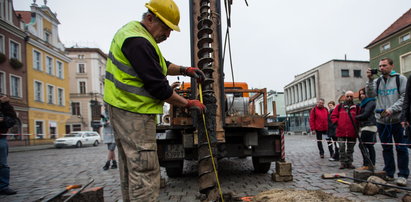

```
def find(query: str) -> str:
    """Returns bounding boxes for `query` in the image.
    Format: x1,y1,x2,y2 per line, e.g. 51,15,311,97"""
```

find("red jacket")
331,104,358,138
309,106,329,131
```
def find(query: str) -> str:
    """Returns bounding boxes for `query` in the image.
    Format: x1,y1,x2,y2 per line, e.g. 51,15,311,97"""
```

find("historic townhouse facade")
0,0,29,137
17,2,70,139
65,47,107,133
366,8,411,78
284,60,369,132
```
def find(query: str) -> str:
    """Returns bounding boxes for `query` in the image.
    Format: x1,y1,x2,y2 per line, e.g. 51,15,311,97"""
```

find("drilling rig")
156,0,285,200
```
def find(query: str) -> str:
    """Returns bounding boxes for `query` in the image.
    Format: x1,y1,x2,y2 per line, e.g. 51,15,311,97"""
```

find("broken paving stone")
349,183,365,193
363,183,379,196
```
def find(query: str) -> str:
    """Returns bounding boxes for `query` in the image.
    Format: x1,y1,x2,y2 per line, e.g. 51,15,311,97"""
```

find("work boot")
111,160,117,169
103,161,110,170
346,163,355,169
356,166,369,170
0,188,17,195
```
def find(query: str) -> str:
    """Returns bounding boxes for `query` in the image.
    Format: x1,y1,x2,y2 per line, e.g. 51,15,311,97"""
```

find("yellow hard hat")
145,0,180,32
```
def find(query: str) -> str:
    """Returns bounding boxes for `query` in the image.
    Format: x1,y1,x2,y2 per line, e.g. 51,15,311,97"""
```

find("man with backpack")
309,98,330,158
366,57,409,186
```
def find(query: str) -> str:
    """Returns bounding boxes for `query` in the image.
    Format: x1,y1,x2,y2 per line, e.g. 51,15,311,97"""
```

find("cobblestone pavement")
2,134,411,202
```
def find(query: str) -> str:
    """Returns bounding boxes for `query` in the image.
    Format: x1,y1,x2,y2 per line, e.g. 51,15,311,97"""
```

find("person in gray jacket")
101,111,117,170
366,57,409,186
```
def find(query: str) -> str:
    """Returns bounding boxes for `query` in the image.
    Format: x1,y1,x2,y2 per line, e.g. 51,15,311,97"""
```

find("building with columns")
284,59,369,132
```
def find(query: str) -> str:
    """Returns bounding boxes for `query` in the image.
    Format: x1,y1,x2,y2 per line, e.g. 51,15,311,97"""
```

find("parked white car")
54,131,101,148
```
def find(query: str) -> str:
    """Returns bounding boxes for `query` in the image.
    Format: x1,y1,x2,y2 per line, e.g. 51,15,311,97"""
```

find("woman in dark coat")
355,88,377,170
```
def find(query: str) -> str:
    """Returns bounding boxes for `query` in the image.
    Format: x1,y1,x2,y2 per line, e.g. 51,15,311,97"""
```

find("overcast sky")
14,0,410,91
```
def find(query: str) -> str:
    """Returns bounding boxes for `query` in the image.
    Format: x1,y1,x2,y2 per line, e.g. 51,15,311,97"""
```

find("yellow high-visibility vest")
104,21,167,114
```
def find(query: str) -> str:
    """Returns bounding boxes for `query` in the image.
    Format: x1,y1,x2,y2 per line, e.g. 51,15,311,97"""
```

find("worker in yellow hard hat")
104,0,206,201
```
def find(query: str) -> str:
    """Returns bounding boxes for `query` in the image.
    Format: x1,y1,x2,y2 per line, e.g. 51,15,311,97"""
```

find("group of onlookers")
310,58,411,187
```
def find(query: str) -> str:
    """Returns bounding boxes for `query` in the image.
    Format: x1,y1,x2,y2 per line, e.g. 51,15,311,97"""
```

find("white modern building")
284,59,369,132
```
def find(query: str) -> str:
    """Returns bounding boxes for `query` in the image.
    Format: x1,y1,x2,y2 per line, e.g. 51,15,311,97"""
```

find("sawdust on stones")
252,189,352,202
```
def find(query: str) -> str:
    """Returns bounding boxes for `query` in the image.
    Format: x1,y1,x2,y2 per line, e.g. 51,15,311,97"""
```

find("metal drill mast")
189,0,224,199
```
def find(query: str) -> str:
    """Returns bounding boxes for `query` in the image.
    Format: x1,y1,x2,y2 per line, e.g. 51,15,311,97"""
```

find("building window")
78,64,85,73
46,56,53,75
44,31,51,43
35,121,44,139
72,124,81,131
401,52,411,74
9,40,20,59
78,55,84,59
341,69,349,77
79,81,86,94
49,121,57,139
34,81,43,102
400,33,410,43
0,1,3,20
0,71,5,95
56,60,63,78
354,70,362,78
380,42,391,52
33,50,42,71
6,1,11,22
10,75,21,98
47,85,54,104
57,88,64,106
0,35,4,53
71,102,80,115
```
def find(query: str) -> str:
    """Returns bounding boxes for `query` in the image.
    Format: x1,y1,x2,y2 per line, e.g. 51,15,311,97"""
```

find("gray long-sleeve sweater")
365,72,408,124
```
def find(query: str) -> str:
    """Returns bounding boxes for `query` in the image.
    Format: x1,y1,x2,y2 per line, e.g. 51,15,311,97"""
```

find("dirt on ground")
251,189,352,202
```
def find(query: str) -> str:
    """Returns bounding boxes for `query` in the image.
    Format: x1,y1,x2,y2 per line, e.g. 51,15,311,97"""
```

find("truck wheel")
252,157,271,173
165,160,184,178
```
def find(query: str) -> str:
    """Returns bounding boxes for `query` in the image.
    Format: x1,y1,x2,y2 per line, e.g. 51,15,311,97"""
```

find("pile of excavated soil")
251,189,352,202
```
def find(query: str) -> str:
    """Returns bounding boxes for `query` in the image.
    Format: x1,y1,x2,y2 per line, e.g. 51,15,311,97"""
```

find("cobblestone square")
2,134,411,201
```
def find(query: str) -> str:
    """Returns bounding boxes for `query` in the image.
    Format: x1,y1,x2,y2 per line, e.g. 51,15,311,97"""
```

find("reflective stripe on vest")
108,52,139,77
105,72,155,99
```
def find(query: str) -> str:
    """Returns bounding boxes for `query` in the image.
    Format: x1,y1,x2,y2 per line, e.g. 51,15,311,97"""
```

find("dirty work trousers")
338,137,356,165
109,106,160,202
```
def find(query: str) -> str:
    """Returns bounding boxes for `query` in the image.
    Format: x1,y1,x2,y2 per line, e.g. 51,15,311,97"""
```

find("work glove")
181,66,205,83
185,100,206,113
